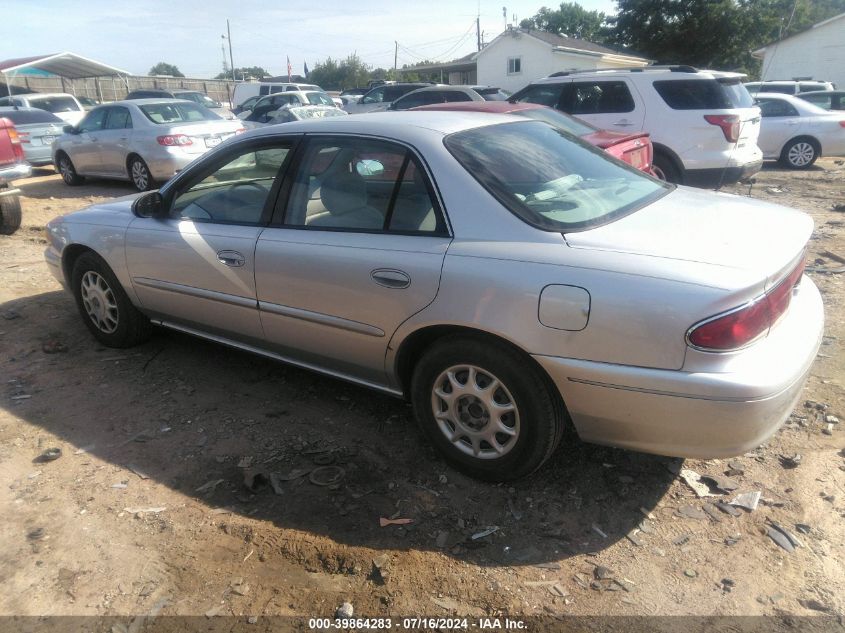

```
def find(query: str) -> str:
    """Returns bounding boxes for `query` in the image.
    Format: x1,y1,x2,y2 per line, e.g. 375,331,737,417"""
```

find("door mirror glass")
356,159,385,177
132,191,165,218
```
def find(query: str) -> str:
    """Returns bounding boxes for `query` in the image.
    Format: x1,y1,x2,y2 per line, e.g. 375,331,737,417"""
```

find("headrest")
320,171,367,215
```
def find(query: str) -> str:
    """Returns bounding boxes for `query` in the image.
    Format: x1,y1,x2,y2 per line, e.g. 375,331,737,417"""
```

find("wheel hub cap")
788,143,813,166
431,365,520,459
80,271,119,333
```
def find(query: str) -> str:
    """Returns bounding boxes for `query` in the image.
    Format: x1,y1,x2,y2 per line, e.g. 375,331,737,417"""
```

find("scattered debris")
573,574,590,590
380,517,413,527
625,530,643,546
795,523,811,535
534,562,561,570
229,578,250,596
638,507,655,520
471,526,499,540
826,414,840,424
638,519,654,534
237,457,254,469
372,554,390,583
821,249,845,265
699,473,739,493
768,522,802,549
593,565,614,580
268,473,285,495
274,468,310,481
205,605,225,618
799,599,831,613
243,469,270,492
720,578,735,592
726,459,745,475
822,424,833,436
431,597,459,611
111,482,128,489
336,602,354,619
714,501,742,517
730,491,761,511
127,464,149,480
33,447,62,463
27,527,45,541
435,531,450,548
683,569,697,578
778,454,802,469
677,505,708,520
591,524,608,538
124,506,166,515
672,534,691,546
701,503,722,523
679,469,716,497
548,583,569,597
309,466,345,487
196,479,225,493
766,527,795,553
724,533,742,546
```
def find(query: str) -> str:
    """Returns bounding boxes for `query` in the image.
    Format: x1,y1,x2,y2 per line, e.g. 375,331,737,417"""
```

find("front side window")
284,137,444,233
566,81,634,114
140,102,221,124
361,87,385,104
104,106,133,130
78,108,108,133
507,57,522,75
757,99,799,117
172,145,290,224
445,121,668,232
512,84,564,108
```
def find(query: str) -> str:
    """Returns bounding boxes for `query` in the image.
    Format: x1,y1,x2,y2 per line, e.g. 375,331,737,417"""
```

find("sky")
2,0,617,78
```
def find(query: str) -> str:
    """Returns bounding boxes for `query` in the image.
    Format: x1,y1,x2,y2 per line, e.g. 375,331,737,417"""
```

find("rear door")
757,98,802,157
254,135,451,385
561,79,645,132
97,106,134,175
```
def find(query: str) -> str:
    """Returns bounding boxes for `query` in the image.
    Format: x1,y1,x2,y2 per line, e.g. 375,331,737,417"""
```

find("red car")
0,116,30,234
413,101,655,176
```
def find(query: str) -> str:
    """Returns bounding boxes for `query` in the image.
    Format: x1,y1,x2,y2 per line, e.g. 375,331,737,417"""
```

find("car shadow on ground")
1,290,678,567
17,169,137,200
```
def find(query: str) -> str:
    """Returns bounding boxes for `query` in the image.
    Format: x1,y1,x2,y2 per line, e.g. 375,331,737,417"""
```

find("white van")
232,82,323,107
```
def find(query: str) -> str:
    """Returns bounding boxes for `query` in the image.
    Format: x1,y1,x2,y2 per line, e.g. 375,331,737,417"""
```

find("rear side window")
566,81,634,114
512,84,565,107
654,80,731,109
0,109,63,124
758,84,796,95
104,106,133,130
758,99,799,117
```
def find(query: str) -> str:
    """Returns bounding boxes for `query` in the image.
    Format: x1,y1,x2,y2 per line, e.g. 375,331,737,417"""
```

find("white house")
753,12,845,89
476,28,650,93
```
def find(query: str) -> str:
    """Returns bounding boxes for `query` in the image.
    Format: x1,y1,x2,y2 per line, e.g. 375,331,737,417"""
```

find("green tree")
148,62,184,77
520,2,608,41
215,66,270,80
309,54,370,90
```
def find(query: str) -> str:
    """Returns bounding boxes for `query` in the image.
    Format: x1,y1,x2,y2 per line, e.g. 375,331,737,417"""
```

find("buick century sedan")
44,112,823,480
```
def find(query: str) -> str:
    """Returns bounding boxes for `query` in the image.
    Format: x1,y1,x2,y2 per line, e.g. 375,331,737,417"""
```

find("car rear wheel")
57,153,84,186
128,156,154,191
0,189,22,235
780,138,818,169
71,252,152,347
411,335,564,481
651,153,682,184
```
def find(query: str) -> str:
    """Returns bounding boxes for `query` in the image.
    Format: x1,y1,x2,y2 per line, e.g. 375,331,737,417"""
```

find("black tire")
0,191,22,235
652,152,682,184
56,152,85,186
128,156,154,191
71,251,152,348
411,335,564,481
779,138,818,169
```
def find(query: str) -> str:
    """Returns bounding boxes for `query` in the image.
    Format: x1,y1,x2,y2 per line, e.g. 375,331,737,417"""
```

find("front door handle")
613,120,634,127
371,268,410,289
217,250,245,267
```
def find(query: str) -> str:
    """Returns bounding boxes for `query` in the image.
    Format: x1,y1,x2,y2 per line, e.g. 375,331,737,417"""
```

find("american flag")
286,56,292,82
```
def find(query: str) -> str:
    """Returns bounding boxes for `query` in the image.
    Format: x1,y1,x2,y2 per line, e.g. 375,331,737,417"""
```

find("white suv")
510,66,763,187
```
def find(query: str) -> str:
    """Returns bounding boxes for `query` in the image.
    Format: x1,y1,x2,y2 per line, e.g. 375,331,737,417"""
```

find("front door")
757,98,802,157
255,135,452,386
97,106,134,176
562,78,646,132
68,107,108,173
125,139,295,344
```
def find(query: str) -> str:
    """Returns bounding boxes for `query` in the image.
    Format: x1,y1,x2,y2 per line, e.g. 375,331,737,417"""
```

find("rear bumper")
684,159,763,188
534,276,823,459
0,161,32,185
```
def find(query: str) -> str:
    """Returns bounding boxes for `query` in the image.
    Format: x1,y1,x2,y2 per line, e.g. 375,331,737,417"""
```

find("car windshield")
139,102,221,123
512,107,595,136
0,109,64,124
445,121,669,232
29,96,81,113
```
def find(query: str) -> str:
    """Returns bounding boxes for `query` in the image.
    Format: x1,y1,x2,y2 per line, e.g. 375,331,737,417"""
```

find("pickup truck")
0,116,31,234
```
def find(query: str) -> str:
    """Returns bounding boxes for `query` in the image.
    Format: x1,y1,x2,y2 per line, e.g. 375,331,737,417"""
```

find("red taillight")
839,120,845,128
156,134,192,146
687,258,805,351
6,125,25,161
704,114,740,143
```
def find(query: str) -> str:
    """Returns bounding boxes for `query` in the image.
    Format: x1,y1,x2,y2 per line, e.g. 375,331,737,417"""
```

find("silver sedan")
44,112,823,481
52,99,245,191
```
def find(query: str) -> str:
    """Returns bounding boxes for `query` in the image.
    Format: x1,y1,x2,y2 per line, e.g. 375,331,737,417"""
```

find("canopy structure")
0,52,130,97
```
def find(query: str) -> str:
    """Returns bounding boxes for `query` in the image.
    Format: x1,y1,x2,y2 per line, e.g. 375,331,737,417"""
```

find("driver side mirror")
132,191,166,219
63,125,77,135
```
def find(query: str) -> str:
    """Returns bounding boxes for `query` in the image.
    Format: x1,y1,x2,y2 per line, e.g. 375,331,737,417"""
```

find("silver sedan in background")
0,106,65,166
52,99,245,191
44,112,823,481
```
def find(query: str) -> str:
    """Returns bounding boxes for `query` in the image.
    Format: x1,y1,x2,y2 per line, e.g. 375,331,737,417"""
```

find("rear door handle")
371,268,410,289
217,250,245,267
613,120,634,127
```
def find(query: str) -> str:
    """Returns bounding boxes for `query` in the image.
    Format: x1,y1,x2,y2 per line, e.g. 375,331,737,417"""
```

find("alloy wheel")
787,142,815,167
59,157,74,184
80,270,119,333
431,364,520,459
131,159,150,190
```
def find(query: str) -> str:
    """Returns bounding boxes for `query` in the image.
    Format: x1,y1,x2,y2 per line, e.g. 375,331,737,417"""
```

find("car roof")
797,90,845,96
413,101,538,114
106,98,196,107
531,67,745,84
10,92,78,99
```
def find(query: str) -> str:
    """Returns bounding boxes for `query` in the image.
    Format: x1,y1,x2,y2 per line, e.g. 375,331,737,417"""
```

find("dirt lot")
1,163,843,626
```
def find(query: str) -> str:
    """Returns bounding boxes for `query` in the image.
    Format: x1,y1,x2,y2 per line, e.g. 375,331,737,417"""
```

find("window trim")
161,136,300,227
271,133,452,238
507,56,522,75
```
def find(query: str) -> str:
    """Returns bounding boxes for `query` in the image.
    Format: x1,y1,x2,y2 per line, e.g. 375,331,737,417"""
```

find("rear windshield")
514,107,595,136
444,121,669,232
306,92,335,106
653,79,753,109
29,96,81,113
475,88,511,101
0,109,64,124
139,102,221,124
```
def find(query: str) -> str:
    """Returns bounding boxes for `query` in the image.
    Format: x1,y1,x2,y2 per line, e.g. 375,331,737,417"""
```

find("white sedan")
755,93,845,168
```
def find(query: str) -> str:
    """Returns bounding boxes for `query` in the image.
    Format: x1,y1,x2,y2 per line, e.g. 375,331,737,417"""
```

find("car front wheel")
780,138,818,169
57,153,84,186
71,252,152,347
411,336,564,481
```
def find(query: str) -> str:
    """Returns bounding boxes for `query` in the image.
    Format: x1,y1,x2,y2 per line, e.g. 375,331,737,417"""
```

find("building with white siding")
753,13,845,89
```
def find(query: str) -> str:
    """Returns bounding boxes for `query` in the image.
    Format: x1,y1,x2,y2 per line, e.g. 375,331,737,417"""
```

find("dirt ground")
0,162,843,626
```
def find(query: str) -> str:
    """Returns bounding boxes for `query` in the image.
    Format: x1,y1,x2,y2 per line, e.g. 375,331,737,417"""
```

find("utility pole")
394,41,398,78
477,16,481,51
226,19,235,83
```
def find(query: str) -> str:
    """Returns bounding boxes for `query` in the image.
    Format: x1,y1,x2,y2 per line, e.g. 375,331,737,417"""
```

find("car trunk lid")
167,121,244,154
